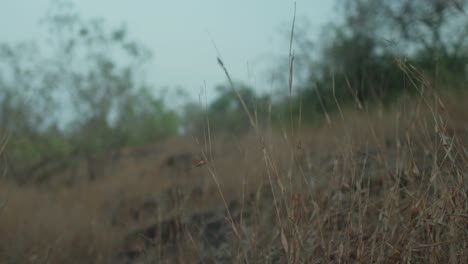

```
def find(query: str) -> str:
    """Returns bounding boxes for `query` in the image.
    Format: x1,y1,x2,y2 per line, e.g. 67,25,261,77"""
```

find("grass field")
0,85,467,263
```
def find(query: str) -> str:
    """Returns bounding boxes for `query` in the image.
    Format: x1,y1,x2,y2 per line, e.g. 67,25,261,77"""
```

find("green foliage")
208,82,269,134
318,30,408,103
280,0,468,124
0,1,178,182
178,82,272,136
113,89,179,145
179,102,205,137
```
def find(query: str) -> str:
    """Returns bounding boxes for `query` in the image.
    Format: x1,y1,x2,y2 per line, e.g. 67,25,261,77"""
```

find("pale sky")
0,0,336,103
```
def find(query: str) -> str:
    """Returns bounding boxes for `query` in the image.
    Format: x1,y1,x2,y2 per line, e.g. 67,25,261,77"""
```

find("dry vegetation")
0,83,467,263
0,51,467,263
1,1,467,263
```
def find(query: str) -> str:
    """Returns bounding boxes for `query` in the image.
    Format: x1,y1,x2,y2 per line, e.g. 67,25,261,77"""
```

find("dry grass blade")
217,57,256,128
0,136,8,155
288,2,296,97
281,228,289,253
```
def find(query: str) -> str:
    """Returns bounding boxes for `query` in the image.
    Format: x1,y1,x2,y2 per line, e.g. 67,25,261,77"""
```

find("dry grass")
0,42,467,262
0,85,467,263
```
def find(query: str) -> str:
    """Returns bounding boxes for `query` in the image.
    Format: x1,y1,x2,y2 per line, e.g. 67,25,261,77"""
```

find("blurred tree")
179,82,270,136
0,0,178,183
112,88,179,145
357,0,468,85
290,0,468,120
207,82,268,134
180,101,205,136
